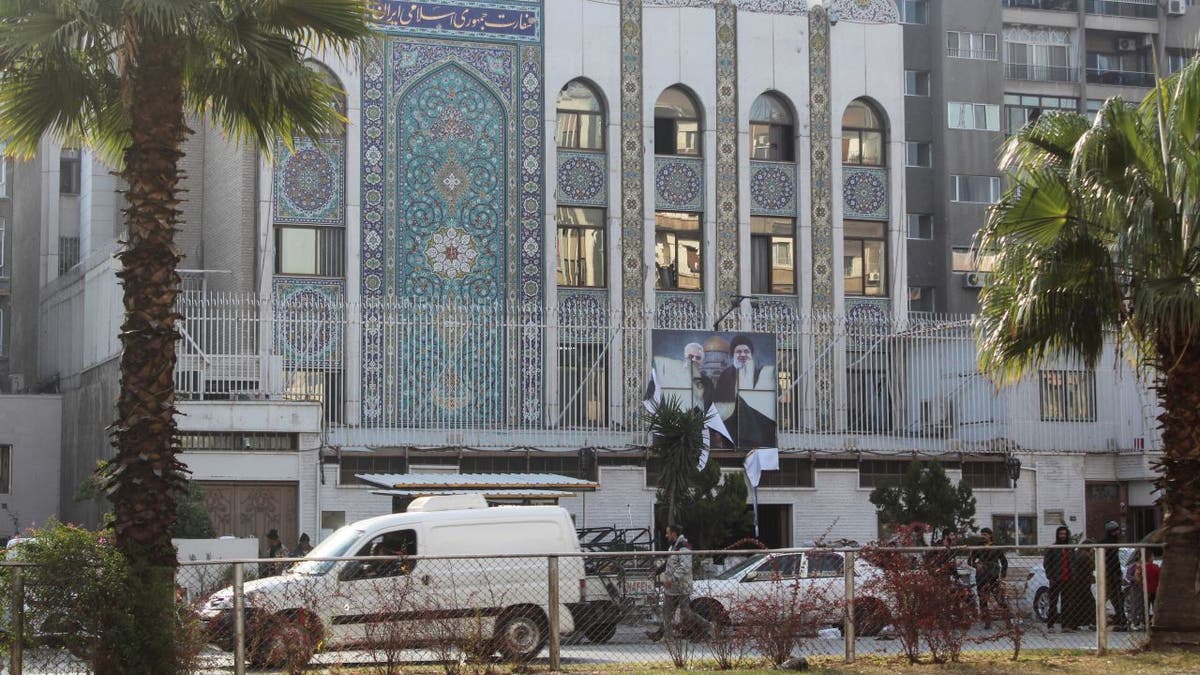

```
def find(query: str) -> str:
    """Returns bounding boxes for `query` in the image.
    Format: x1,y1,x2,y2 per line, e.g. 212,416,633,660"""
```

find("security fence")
1,543,1158,673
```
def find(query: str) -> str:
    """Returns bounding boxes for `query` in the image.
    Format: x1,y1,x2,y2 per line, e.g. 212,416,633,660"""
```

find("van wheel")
496,609,547,662
583,620,617,643
855,597,889,637
250,613,316,669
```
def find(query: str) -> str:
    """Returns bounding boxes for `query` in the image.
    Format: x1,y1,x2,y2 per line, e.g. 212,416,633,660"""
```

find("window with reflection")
841,100,886,166
750,93,794,161
843,220,887,297
751,216,795,294
654,87,701,156
275,226,345,277
654,211,702,290
556,206,606,287
556,80,604,150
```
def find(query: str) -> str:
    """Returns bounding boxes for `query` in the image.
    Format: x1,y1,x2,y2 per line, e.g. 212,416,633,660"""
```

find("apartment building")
901,0,1200,314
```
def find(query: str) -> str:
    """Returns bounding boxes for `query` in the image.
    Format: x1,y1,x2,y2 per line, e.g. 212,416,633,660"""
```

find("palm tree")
0,1,371,670
645,396,709,527
978,59,1200,648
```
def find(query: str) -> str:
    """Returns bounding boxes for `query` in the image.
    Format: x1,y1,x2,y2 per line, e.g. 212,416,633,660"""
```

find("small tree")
644,396,707,527
869,461,976,538
654,461,755,550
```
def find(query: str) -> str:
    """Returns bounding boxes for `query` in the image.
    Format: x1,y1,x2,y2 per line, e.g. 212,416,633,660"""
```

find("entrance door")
754,504,793,548
200,481,299,555
1084,482,1123,541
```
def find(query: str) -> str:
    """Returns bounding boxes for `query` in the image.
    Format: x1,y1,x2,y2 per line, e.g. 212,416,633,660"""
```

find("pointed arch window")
654,87,701,156
841,99,886,166
750,93,795,162
556,80,605,150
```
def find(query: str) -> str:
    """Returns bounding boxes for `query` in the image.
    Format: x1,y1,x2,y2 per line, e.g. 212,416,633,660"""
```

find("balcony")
947,47,999,60
1002,0,1079,10
1004,63,1079,82
1086,68,1155,86
1086,0,1156,18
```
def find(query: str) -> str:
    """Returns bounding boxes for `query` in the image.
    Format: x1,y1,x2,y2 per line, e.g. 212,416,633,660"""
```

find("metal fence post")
843,550,856,664
10,566,23,675
547,555,561,670
233,562,246,675
1140,546,1150,637
1095,547,1107,655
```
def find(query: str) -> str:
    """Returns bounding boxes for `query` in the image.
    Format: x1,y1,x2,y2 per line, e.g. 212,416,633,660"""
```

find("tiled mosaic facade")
829,0,899,24
273,278,345,365
556,151,608,207
656,293,706,329
843,166,889,220
715,0,740,302
619,0,646,425
808,6,835,431
359,3,544,425
749,162,798,215
653,157,704,211
273,137,346,225
558,289,609,342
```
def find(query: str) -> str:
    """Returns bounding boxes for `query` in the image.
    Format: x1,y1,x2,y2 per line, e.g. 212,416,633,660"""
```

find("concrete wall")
0,394,62,537
57,357,120,526
200,122,260,294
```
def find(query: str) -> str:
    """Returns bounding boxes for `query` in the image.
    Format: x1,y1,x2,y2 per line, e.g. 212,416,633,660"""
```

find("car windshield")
713,554,766,580
290,526,364,576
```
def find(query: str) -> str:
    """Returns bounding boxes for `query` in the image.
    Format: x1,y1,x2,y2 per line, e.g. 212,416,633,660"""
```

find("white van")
198,495,585,667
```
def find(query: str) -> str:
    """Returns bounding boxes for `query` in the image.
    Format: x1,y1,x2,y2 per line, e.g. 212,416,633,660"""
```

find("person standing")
1103,521,1128,628
1043,525,1073,631
969,527,1009,628
1128,549,1160,629
649,524,712,642
263,528,286,577
291,532,313,557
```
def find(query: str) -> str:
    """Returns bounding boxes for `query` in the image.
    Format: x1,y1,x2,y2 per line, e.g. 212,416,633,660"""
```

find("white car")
689,550,889,636
1023,548,1136,622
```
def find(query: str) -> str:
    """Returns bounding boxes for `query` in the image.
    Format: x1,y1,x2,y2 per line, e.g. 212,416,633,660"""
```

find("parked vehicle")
1024,547,1135,622
688,550,889,636
199,495,605,667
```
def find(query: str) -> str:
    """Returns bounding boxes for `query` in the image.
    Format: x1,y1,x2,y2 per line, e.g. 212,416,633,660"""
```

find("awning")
355,472,599,492
370,488,576,500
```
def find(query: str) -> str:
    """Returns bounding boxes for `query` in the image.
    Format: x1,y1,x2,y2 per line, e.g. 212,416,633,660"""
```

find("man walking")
648,524,712,642
968,527,1008,628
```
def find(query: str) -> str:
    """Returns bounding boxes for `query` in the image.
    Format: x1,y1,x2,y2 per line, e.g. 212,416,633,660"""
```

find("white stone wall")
0,394,62,538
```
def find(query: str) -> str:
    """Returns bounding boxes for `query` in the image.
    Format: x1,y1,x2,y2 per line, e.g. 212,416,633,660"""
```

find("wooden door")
1084,482,1123,541
200,481,299,556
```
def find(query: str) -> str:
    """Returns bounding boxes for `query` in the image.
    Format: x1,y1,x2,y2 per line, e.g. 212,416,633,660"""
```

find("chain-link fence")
1,543,1157,673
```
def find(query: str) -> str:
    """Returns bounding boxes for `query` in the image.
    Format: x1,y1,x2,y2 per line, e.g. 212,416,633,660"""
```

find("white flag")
642,368,662,414
704,403,733,443
743,447,780,488
698,428,711,471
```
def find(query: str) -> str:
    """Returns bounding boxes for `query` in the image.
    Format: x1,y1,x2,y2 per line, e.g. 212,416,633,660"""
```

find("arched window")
654,87,701,156
841,99,885,166
556,80,604,150
750,93,794,162
304,60,346,130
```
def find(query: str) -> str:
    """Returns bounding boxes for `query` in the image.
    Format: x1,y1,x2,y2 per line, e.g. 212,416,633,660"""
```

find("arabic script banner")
372,1,541,42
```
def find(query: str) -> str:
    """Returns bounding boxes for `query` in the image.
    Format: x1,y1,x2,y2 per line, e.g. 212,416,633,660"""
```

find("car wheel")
583,620,618,643
854,597,889,637
1034,588,1050,623
496,609,547,662
250,613,316,669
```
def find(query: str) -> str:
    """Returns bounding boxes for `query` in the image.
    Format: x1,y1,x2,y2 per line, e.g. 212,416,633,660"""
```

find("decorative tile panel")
654,157,704,211
715,0,740,302
273,279,345,366
558,289,609,343
273,137,345,225
752,297,802,345
828,0,899,24
359,7,544,426
656,292,706,329
619,0,646,425
809,6,834,431
556,150,608,207
843,166,889,220
373,1,542,43
749,161,798,215
846,298,892,350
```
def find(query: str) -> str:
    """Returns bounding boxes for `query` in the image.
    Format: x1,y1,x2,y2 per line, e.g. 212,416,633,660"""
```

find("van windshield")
291,526,364,576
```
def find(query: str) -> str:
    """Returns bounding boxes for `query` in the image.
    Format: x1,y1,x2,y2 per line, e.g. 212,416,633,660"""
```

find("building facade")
0,0,1167,550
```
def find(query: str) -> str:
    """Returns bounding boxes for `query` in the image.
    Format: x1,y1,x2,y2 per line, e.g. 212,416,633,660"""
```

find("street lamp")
1007,455,1023,547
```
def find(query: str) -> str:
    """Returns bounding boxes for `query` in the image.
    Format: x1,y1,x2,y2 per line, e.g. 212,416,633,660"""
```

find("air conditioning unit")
962,272,988,289
1116,38,1139,52
1167,0,1186,16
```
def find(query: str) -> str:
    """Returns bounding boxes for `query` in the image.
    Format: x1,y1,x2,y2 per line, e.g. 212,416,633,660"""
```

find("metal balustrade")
1004,63,1079,83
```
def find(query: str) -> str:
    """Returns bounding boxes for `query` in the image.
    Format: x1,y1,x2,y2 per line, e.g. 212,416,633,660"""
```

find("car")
1023,547,1136,622
688,550,890,636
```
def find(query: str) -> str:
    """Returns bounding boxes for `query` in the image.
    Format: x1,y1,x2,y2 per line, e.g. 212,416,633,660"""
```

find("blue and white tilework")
654,157,704,211
842,166,889,220
556,150,608,206
749,161,798,215
274,137,345,225
273,279,345,366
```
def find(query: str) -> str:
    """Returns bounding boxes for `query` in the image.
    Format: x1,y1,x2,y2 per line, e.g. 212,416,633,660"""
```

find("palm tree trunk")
99,27,189,674
1149,338,1200,650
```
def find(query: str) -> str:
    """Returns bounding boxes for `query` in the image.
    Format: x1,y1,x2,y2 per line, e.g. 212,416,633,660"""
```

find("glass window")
1167,48,1197,74
60,148,81,195
908,286,935,312
1039,370,1097,422
1003,94,1077,134
841,100,886,167
907,213,933,239
556,80,605,150
750,216,795,295
904,70,930,96
276,226,345,277
951,246,998,272
905,142,932,167
558,343,609,428
859,460,909,488
0,445,9,494
947,102,1001,131
750,93,794,161
758,458,814,487
899,0,928,24
556,207,606,287
961,460,1011,489
950,175,1001,203
844,220,887,297
1005,41,1073,83
991,514,1037,546
654,87,701,156
654,211,702,290
340,454,408,487
946,31,998,60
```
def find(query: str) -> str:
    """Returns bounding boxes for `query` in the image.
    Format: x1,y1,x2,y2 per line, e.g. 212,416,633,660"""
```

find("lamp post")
1006,455,1023,547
